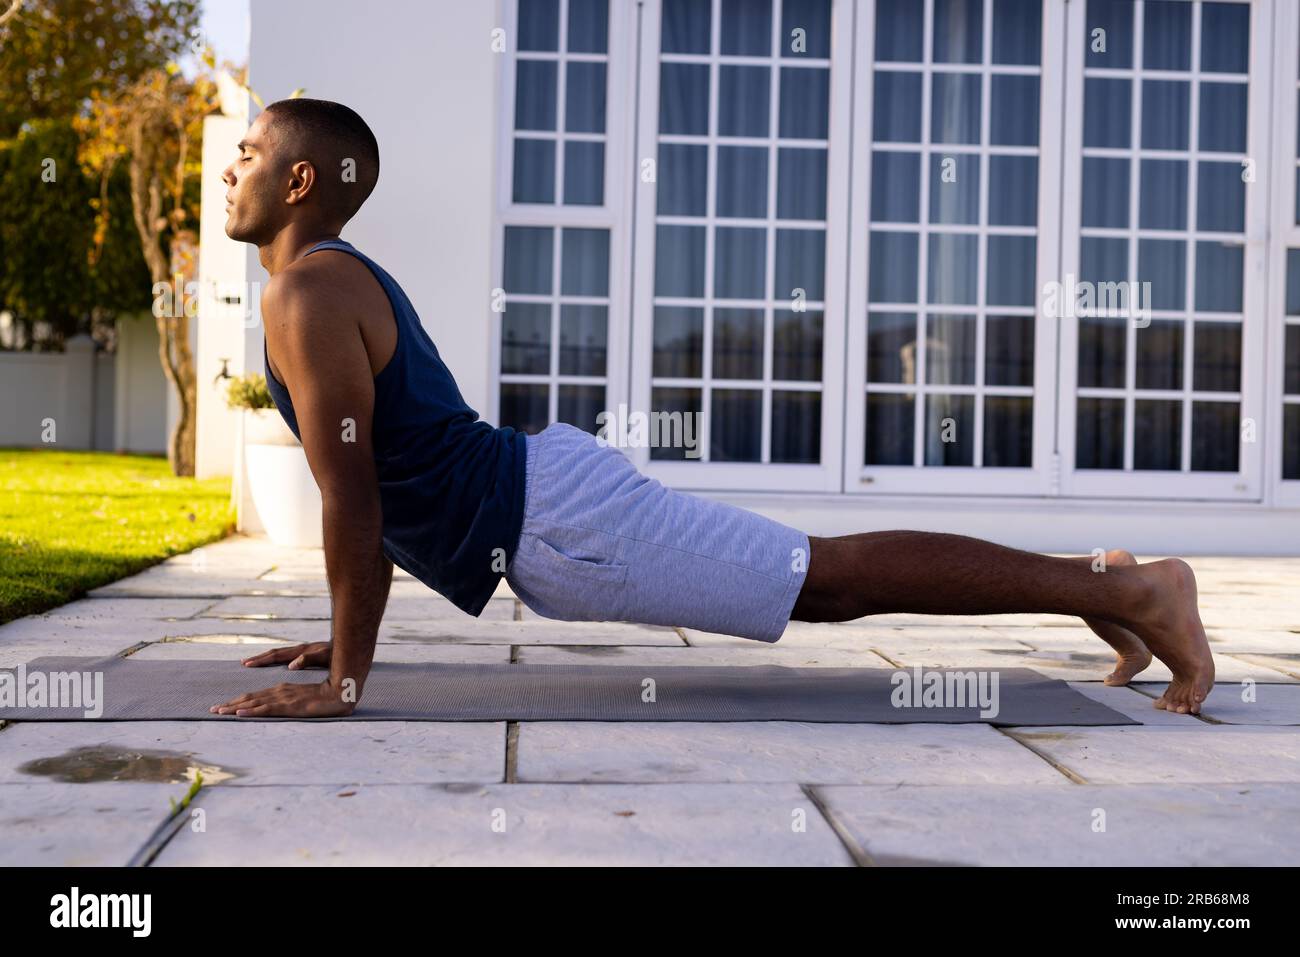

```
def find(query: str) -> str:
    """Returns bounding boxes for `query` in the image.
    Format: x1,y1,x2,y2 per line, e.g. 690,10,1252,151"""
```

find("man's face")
221,113,286,244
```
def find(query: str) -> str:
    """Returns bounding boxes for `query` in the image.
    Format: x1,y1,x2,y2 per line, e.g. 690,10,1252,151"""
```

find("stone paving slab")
199,595,517,622
1006,727,1300,783
91,575,308,598
380,620,684,646
517,645,892,668
1228,653,1300,679
0,782,184,866
1065,682,1203,727
1129,681,1300,726
815,783,1300,866
152,783,853,866
31,597,219,622
515,722,1070,786
129,640,511,664
0,720,505,787
1206,631,1300,654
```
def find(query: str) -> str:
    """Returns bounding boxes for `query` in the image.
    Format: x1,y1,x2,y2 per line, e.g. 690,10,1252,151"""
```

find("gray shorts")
504,422,810,642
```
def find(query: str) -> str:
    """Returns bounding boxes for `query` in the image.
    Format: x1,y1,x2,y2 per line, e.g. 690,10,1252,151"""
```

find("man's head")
222,98,380,245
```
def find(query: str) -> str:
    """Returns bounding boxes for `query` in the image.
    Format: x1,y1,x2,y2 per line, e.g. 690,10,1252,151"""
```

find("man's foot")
1072,550,1153,686
1116,558,1216,715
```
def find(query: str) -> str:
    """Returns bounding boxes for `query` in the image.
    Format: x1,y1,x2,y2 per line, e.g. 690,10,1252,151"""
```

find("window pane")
779,67,830,139
659,63,709,135
1138,159,1188,231
1076,397,1124,469
716,146,768,219
1285,406,1300,479
655,225,705,297
513,139,555,203
1192,322,1241,392
1080,237,1128,289
867,312,919,384
711,389,762,462
713,307,764,380
1134,399,1182,470
1286,327,1300,394
987,235,1036,307
563,141,603,205
933,0,983,64
993,0,1041,65
771,391,821,463
1198,83,1247,153
991,75,1039,146
929,153,979,225
1288,250,1300,314
1134,320,1183,391
781,0,832,58
925,314,977,385
653,306,703,377
561,228,609,296
500,383,549,435
927,233,978,305
1143,0,1191,71
875,0,923,61
650,387,702,460
504,226,553,294
1194,241,1243,313
869,231,919,303
661,0,709,53
558,384,605,434
1082,156,1130,228
984,395,1033,467
567,0,608,53
924,393,976,465
1085,0,1134,68
1191,401,1239,472
719,65,770,137
931,72,981,144
515,60,557,130
1078,317,1126,389
518,0,559,51
989,155,1038,226
658,143,707,216
714,227,767,300
501,303,551,374
866,392,915,464
1137,238,1185,312
873,72,923,142
566,62,606,133
776,147,827,220
774,309,823,381
1200,2,1249,74
1084,78,1131,148
872,151,921,222
985,315,1035,386
559,304,607,376
1141,80,1190,150
775,228,826,302
721,0,772,56
1196,161,1246,232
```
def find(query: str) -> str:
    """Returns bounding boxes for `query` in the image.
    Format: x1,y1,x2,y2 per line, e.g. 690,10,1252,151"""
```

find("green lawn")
0,448,236,624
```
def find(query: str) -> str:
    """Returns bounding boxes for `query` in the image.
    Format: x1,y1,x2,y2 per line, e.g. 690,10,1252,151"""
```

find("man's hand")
209,678,355,718
240,641,331,670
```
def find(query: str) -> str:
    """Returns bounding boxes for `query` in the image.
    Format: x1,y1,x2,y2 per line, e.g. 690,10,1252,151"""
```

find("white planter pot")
242,409,322,548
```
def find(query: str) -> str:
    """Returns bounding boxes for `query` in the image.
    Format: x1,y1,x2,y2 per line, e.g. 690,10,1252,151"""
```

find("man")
211,99,1214,720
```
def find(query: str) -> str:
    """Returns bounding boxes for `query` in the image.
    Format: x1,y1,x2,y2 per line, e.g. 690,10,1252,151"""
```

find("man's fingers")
241,645,307,667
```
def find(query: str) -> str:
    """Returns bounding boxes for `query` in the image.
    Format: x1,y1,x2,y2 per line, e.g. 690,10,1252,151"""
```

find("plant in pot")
224,373,323,547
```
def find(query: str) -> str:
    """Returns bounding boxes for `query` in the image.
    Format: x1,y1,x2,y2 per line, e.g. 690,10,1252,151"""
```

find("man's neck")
258,223,343,276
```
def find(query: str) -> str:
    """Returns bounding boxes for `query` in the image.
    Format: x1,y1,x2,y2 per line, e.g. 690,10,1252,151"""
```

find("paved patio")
2,533,1298,865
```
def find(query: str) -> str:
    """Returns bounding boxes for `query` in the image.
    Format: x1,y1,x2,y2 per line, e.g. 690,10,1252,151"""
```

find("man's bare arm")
262,264,391,704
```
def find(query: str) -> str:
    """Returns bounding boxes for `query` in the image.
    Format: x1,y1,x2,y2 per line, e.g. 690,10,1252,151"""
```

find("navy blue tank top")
262,238,527,616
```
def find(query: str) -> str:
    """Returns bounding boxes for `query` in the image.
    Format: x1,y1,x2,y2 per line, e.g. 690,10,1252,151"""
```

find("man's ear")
285,160,317,206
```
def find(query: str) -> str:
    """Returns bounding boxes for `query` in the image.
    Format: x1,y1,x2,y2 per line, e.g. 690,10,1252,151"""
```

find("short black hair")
263,98,380,223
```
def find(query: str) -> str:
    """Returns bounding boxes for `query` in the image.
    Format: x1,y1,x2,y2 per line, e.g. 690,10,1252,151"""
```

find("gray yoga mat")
0,655,1138,726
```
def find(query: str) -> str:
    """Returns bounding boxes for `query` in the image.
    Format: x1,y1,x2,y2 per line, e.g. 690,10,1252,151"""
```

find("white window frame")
1057,0,1271,501
628,0,852,493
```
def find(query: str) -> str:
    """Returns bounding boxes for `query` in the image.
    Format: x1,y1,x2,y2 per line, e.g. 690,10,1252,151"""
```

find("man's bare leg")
790,531,1213,714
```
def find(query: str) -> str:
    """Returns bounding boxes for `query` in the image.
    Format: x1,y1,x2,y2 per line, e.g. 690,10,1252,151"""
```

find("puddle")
162,634,295,645
17,745,242,784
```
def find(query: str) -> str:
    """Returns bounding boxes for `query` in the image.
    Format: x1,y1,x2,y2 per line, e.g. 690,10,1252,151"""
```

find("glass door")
1057,0,1269,499
843,0,1063,495
629,0,852,492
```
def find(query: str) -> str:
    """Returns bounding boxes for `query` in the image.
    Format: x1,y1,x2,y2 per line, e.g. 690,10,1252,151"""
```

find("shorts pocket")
530,535,628,585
